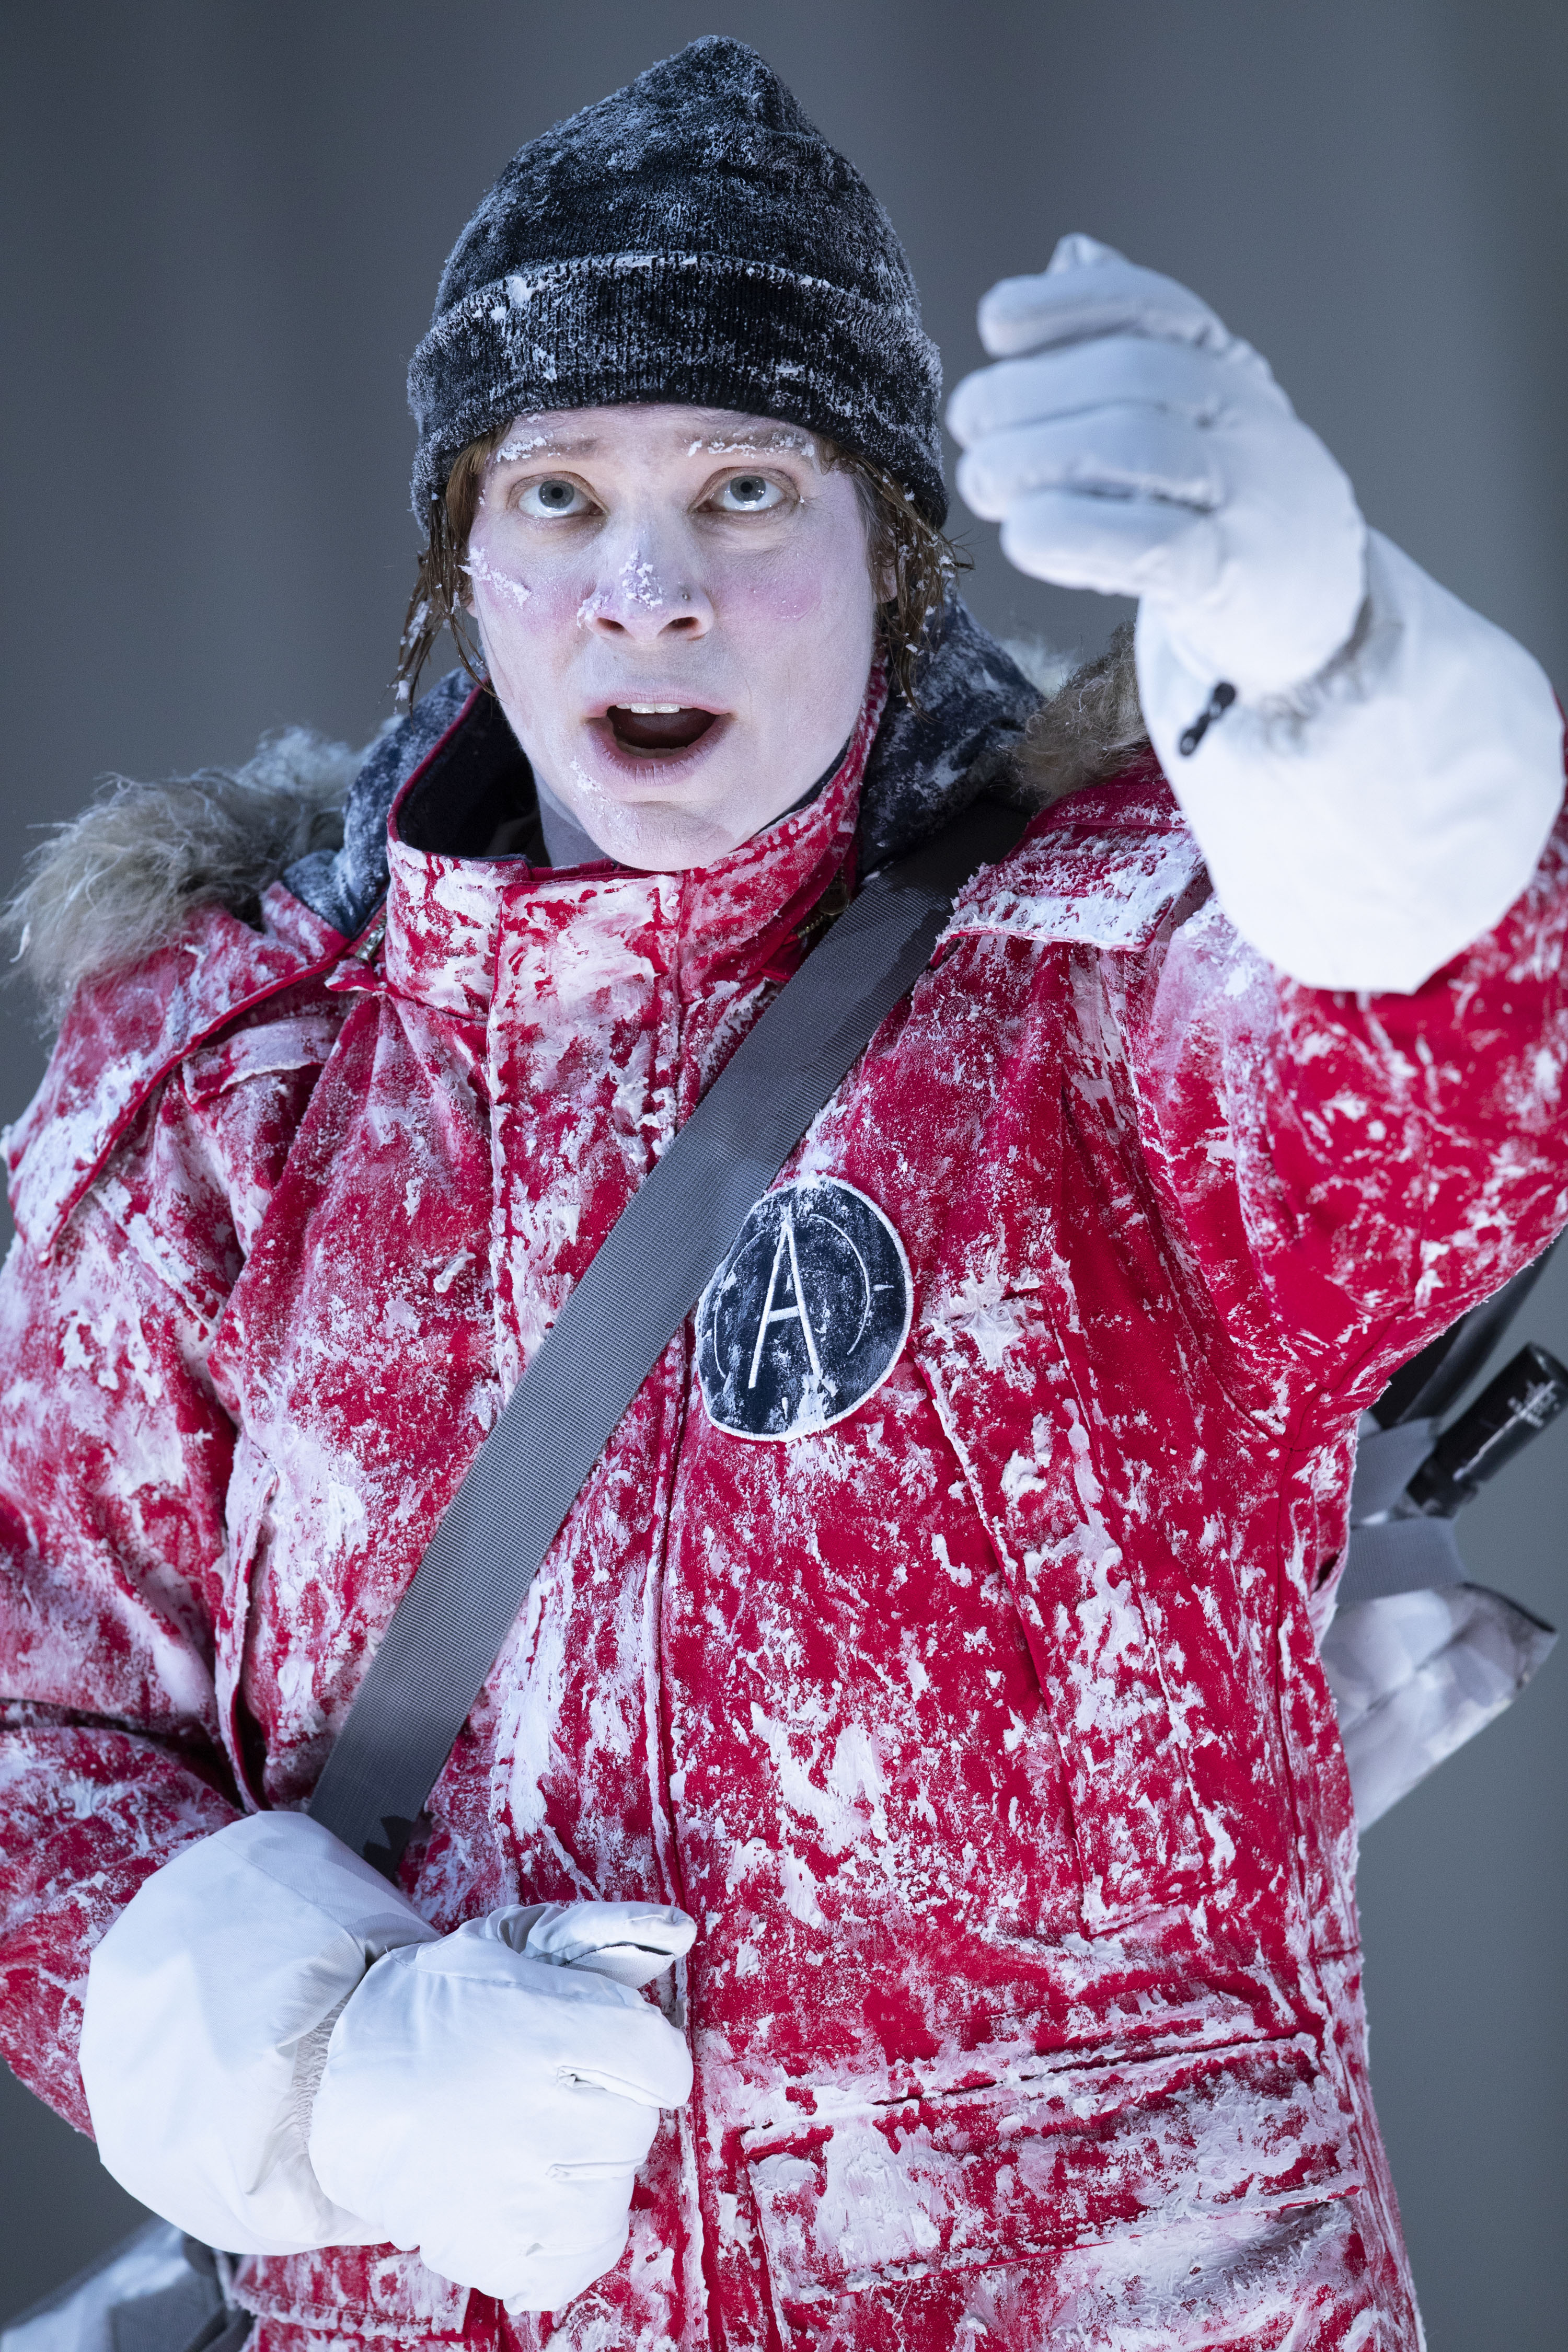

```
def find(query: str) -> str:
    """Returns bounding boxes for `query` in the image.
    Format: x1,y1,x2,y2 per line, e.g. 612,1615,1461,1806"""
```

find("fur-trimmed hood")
3,732,354,1025
3,606,1146,1024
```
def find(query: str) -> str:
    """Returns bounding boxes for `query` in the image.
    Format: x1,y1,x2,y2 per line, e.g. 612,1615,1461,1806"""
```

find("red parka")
4,645,1568,2351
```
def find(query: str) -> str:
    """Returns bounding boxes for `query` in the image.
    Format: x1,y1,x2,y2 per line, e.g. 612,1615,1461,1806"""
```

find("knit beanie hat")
407,37,946,527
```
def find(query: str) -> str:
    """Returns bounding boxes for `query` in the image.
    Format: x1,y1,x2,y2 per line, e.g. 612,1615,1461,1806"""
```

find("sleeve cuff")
1135,530,1565,991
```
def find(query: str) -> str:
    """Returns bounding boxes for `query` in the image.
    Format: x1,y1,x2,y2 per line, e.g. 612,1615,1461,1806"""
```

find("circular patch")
697,1177,913,1442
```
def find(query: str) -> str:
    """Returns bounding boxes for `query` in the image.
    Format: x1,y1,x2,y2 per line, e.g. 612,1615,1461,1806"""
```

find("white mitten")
82,1811,437,2252
947,233,1367,699
307,1903,695,2311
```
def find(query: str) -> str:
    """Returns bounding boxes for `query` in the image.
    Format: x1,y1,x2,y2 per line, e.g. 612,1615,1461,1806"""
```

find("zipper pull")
353,912,389,966
326,906,389,994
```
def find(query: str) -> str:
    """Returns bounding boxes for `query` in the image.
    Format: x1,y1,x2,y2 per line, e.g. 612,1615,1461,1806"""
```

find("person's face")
462,403,880,869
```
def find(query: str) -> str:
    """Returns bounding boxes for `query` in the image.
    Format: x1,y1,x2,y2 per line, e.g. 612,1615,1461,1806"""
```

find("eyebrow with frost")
485,418,824,468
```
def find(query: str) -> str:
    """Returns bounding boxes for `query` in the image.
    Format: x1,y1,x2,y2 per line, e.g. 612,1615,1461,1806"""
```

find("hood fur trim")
3,731,355,1023
1007,620,1149,810
4,629,1145,1025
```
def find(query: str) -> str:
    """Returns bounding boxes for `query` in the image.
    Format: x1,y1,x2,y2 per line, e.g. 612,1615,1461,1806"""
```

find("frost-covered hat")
407,37,946,525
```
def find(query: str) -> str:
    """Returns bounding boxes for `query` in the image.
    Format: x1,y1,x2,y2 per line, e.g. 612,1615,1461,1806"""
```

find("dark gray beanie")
407,37,946,526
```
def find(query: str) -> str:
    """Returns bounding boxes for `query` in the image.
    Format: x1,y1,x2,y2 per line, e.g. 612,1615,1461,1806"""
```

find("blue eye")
717,474,785,511
520,477,590,516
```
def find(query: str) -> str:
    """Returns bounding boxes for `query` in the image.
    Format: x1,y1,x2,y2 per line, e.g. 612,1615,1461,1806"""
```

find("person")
2,34,1564,2352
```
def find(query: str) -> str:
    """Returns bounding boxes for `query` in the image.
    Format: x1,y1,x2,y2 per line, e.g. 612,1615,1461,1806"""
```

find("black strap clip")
1179,681,1237,757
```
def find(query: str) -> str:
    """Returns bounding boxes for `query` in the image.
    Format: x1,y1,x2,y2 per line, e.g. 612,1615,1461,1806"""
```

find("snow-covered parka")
3,586,1568,2352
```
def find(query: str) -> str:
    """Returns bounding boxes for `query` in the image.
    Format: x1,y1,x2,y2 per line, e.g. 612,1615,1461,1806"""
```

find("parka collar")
379,674,882,1021
281,599,1040,943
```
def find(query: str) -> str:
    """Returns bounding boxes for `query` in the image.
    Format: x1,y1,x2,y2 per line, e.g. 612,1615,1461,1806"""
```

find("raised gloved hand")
947,234,1367,702
81,1811,694,2310
308,1903,693,2311
947,233,1563,995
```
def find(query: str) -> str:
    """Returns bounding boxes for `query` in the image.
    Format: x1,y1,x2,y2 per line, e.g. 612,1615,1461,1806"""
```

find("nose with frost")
621,554,667,611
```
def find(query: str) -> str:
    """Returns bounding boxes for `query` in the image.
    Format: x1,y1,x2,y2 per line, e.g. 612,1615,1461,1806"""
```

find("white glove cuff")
82,1812,437,2254
1136,530,1565,991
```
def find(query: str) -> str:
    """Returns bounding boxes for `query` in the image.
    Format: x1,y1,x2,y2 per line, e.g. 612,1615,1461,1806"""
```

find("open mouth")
606,703,720,755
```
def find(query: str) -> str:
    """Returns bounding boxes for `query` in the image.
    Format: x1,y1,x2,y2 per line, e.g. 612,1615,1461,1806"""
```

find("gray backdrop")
2,2,1565,2339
